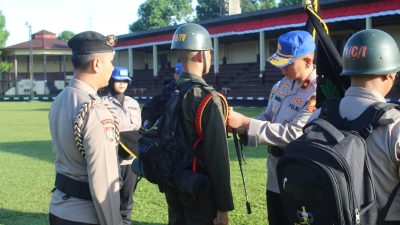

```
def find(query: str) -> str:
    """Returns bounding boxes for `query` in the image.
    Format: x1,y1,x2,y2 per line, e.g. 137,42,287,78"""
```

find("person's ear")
303,57,312,68
92,58,101,73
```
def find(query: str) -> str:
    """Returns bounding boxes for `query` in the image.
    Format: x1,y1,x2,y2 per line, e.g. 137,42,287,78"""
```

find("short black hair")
71,54,94,70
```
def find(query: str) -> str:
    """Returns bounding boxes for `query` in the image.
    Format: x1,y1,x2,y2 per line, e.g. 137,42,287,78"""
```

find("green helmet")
171,23,213,51
341,29,400,76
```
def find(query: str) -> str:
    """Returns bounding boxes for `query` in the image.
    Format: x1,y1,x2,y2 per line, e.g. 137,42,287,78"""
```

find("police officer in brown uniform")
227,30,317,225
102,66,141,225
48,31,124,225
165,23,234,225
308,29,400,225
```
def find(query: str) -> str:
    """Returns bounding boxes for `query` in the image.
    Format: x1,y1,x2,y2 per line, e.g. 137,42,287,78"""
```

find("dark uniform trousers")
49,214,99,225
165,187,217,225
119,164,137,225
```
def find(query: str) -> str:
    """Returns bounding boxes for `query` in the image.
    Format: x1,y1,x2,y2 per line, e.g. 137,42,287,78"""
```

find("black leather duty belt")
55,173,92,200
268,146,284,158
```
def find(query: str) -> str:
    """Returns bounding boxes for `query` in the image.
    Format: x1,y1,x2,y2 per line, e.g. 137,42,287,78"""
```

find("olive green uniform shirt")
178,72,234,212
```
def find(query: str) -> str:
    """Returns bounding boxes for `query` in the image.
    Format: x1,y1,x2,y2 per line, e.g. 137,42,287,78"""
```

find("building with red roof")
1,30,72,96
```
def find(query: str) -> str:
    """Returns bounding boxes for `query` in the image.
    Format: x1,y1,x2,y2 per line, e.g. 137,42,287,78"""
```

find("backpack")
276,98,398,225
132,80,227,194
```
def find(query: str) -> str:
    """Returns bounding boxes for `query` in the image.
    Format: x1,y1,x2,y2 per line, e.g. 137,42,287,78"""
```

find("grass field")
0,102,268,225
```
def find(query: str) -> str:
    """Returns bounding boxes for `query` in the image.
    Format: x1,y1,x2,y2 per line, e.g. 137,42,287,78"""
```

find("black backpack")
276,98,398,225
132,80,223,194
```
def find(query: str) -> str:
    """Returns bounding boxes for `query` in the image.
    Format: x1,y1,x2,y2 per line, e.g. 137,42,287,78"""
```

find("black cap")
68,31,117,54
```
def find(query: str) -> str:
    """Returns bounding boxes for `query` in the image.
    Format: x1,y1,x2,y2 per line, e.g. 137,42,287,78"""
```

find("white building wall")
225,40,258,64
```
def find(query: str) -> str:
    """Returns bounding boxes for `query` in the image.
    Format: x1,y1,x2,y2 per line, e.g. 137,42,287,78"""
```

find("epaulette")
74,98,120,158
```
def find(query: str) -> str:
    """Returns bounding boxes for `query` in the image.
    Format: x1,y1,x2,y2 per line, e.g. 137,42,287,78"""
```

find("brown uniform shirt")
48,79,123,225
178,72,234,211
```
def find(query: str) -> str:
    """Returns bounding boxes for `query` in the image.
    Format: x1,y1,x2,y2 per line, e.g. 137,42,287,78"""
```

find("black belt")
268,146,284,158
55,173,92,200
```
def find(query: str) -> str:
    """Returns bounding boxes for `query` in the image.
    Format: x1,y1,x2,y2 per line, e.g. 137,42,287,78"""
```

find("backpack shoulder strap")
350,102,397,139
379,181,400,223
320,98,398,139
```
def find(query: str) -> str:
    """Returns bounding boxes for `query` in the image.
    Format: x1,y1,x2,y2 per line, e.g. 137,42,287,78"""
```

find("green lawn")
0,102,268,225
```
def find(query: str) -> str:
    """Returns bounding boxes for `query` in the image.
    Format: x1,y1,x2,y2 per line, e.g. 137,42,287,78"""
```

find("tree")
196,0,276,19
196,0,221,21
279,0,302,7
0,11,11,73
259,0,276,9
130,0,192,32
241,0,259,13
57,31,75,42
241,0,276,12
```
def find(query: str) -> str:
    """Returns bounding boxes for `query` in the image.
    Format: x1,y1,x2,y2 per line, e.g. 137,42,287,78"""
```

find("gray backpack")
277,98,399,225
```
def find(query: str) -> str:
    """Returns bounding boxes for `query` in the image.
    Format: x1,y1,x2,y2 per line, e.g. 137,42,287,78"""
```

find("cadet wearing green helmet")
165,23,234,225
309,29,400,224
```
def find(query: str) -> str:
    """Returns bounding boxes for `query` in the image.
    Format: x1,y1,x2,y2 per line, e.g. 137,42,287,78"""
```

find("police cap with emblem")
68,31,117,54
268,30,315,69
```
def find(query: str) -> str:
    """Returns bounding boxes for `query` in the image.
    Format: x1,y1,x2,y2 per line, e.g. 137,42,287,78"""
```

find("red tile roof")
5,30,69,50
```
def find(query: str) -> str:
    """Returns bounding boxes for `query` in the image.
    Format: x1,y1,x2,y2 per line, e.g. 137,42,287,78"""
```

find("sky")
0,0,146,46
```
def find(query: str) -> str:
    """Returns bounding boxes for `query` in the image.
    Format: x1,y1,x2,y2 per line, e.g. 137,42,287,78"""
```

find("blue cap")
175,62,183,74
268,30,315,68
111,67,132,83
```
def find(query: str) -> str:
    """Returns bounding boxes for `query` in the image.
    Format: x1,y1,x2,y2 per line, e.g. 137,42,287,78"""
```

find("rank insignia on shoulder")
279,90,285,96
283,83,289,88
301,79,311,89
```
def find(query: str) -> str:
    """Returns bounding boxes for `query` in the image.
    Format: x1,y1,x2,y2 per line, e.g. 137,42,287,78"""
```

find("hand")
213,211,228,225
227,110,251,130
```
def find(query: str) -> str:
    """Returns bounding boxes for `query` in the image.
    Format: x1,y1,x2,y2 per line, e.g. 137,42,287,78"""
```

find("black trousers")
267,190,289,225
165,187,217,225
120,164,137,225
49,213,99,225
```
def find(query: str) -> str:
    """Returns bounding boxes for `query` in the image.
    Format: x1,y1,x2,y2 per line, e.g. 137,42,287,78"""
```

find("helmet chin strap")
202,50,207,75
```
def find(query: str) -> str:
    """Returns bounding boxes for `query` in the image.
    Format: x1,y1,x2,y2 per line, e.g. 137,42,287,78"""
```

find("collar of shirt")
299,67,317,89
178,72,209,87
280,68,317,94
345,87,386,102
69,78,100,100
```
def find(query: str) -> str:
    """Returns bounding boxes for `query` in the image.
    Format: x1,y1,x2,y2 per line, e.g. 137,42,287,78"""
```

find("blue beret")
68,31,117,54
